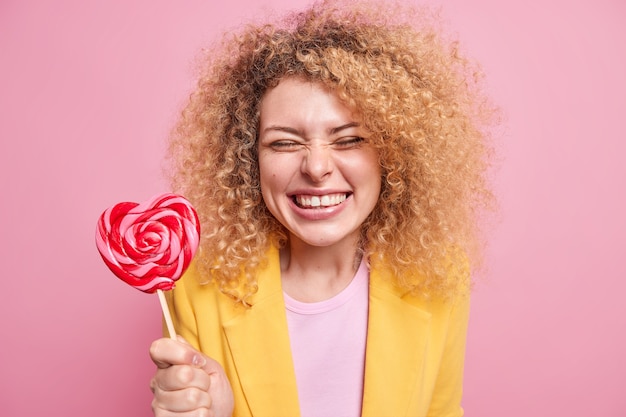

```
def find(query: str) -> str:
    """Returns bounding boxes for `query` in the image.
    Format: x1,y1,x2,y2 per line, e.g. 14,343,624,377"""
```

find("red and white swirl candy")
95,193,200,293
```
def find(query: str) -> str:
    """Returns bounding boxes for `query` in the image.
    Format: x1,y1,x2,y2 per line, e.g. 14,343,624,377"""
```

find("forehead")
259,77,359,126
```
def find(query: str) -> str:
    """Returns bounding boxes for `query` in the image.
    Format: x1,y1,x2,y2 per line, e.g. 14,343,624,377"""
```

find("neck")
280,236,363,302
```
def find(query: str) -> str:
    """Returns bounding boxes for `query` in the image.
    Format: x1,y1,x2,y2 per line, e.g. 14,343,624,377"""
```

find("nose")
301,145,333,182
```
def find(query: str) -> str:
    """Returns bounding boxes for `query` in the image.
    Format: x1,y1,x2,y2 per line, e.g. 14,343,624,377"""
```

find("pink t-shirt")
284,260,369,417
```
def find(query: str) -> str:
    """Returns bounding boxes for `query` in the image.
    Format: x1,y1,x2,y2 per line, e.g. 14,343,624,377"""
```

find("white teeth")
296,193,347,208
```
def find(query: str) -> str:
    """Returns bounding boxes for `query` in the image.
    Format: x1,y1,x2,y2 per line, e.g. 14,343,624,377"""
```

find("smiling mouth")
294,193,348,208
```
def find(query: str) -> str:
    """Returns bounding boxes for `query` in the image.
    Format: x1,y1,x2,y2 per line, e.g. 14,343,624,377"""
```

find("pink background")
1,0,625,416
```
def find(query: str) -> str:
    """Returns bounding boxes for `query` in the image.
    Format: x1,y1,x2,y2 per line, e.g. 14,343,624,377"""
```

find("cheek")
259,162,277,191
258,162,282,211
357,154,383,204
259,153,295,190
258,155,273,187
259,175,284,225
347,151,381,184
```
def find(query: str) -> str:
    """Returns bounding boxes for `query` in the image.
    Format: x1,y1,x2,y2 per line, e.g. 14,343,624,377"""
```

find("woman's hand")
149,337,234,417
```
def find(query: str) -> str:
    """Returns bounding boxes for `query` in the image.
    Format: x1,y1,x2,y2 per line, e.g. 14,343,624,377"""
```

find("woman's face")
258,77,381,249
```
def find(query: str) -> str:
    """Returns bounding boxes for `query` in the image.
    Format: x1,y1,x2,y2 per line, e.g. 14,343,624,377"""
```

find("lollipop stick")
157,289,177,339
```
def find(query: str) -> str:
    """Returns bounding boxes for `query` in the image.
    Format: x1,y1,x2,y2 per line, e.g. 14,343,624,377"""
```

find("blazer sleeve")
426,291,470,417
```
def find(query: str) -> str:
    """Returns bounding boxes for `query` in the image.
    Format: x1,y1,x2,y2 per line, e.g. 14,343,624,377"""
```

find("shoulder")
171,246,284,317
369,261,470,324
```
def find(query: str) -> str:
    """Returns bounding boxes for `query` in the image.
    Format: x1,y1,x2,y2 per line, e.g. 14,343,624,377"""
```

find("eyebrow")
261,122,361,136
330,122,361,135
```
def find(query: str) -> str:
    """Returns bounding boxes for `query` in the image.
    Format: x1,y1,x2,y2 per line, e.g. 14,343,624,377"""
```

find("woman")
149,0,495,416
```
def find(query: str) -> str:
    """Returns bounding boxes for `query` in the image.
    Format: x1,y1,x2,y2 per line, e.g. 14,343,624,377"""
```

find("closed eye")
268,140,304,151
334,136,366,148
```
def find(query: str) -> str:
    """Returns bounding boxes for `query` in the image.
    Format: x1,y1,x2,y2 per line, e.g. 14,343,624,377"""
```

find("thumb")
175,336,210,369
149,336,204,369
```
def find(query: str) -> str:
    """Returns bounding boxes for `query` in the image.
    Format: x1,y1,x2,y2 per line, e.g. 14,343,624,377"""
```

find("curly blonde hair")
167,0,496,304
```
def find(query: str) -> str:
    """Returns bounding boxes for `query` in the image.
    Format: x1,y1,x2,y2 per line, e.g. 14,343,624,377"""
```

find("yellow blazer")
167,246,469,417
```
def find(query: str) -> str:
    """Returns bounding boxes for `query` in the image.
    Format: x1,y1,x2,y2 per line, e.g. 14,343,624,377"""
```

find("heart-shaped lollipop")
96,193,200,337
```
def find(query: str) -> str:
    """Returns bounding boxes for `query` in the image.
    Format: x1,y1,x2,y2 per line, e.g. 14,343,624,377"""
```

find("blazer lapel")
222,247,301,417
361,268,432,417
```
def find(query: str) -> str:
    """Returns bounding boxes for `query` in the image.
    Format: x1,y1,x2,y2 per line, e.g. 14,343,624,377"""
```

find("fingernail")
192,354,206,368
